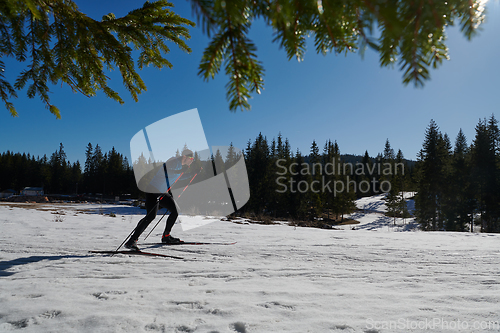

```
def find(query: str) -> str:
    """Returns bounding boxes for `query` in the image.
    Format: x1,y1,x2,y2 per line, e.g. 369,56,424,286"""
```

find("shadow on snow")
0,255,88,277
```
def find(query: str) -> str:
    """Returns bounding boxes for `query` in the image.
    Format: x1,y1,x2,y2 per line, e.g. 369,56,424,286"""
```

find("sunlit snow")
1,195,499,332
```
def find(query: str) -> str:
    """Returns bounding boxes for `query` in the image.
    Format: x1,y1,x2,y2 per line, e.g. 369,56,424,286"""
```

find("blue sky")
1,1,499,165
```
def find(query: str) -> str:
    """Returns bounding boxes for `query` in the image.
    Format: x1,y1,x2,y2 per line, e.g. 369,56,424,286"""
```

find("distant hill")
340,154,416,168
304,153,416,168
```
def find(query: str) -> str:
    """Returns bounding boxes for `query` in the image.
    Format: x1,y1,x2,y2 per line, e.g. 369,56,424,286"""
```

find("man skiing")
125,149,195,250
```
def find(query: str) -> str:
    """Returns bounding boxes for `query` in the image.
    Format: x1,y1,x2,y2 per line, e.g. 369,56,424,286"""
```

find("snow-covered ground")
1,196,499,333
343,193,419,232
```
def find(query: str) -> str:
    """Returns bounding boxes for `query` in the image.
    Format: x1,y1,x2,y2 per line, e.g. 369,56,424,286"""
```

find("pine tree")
415,120,450,230
308,140,322,216
360,150,374,196
383,139,395,162
93,145,105,195
471,116,500,232
382,139,397,188
322,140,339,219
83,143,94,193
106,147,124,195
209,148,229,209
385,148,409,224
437,133,453,230
49,143,68,193
245,133,271,214
385,190,401,225
40,154,51,193
213,148,225,174
273,133,293,217
289,149,309,219
447,129,473,232
71,161,82,195
395,149,410,220
225,143,239,169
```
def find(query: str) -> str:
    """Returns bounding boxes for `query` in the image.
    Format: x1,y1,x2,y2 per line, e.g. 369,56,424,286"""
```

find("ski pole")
113,227,137,254
143,167,202,240
113,197,162,253
143,208,168,241
176,167,201,199
117,169,185,249
142,171,187,241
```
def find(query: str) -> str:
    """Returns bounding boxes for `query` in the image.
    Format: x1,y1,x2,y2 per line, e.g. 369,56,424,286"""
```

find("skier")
125,149,195,250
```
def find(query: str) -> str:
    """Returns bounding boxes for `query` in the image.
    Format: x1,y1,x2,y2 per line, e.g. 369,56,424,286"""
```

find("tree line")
1,136,415,218
2,114,499,233
241,133,415,221
0,143,137,198
415,115,500,233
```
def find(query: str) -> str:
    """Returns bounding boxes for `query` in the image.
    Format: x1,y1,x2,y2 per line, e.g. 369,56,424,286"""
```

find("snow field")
0,200,499,332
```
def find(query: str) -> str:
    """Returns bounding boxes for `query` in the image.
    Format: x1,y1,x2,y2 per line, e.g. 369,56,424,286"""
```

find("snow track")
1,201,499,332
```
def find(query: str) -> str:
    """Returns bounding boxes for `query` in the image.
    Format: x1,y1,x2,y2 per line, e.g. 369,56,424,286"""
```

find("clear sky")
1,1,499,165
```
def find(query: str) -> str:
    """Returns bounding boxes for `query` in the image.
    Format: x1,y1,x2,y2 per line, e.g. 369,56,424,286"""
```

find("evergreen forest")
414,115,500,233
1,115,500,233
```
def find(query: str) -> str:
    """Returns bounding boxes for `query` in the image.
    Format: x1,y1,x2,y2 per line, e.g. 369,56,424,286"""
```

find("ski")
141,241,236,246
90,250,184,259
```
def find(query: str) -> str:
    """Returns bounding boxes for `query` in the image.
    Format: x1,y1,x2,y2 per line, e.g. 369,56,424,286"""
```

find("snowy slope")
340,193,419,232
1,201,499,333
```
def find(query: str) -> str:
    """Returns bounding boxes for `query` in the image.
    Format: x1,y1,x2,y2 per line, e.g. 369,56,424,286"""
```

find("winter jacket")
138,156,192,194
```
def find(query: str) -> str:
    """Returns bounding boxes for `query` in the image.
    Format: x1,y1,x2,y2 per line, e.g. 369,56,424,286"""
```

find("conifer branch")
1,0,194,117
1,0,489,117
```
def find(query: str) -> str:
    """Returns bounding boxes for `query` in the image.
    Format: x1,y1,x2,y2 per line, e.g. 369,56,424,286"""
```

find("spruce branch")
1,0,194,117
190,0,217,36
198,30,229,80
1,0,489,117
